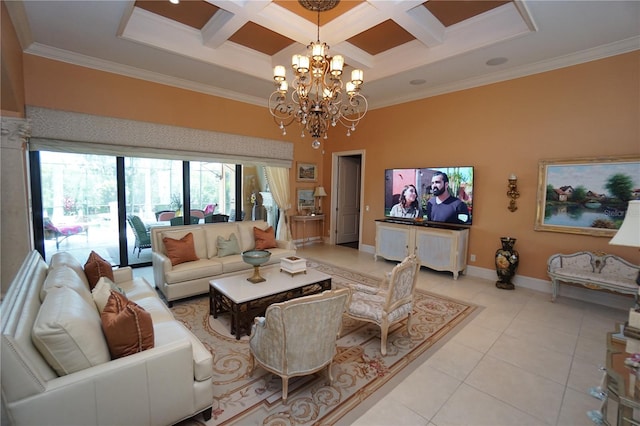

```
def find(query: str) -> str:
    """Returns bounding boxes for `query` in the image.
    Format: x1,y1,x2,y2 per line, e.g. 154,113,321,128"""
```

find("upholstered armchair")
345,254,420,355
248,288,350,402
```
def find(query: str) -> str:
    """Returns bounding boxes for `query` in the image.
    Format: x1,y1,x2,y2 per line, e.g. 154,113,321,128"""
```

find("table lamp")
610,200,640,286
610,201,640,351
313,186,327,213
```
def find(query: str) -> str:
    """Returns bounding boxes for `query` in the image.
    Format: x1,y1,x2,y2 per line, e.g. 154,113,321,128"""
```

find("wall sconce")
507,174,519,212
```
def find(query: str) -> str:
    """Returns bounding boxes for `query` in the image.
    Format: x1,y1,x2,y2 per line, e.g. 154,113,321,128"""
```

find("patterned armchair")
345,254,420,355
248,288,350,402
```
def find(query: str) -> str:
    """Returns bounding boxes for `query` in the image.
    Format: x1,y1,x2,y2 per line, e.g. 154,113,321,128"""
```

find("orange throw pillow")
254,226,277,250
101,291,154,359
84,251,114,290
163,232,199,266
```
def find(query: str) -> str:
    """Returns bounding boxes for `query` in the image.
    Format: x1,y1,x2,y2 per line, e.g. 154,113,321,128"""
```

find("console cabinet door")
375,223,413,262
415,228,468,279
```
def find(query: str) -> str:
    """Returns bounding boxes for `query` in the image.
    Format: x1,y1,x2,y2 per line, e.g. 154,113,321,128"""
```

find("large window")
33,152,273,267
39,151,119,264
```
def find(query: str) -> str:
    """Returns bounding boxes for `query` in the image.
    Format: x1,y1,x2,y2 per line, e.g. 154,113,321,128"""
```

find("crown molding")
24,43,268,108
24,36,639,112
370,36,640,110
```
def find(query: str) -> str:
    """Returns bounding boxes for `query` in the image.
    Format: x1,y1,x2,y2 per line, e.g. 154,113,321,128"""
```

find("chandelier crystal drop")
268,0,367,149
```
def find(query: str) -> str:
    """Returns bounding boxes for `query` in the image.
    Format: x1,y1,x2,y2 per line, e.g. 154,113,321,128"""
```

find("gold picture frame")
535,155,639,237
296,162,317,182
297,188,315,213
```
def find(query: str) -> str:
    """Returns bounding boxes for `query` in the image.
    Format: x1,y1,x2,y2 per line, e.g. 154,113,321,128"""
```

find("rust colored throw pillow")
163,232,199,266
101,291,154,359
84,251,114,290
254,226,277,250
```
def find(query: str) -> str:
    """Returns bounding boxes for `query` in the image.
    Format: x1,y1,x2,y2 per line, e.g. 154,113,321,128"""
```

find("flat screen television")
384,167,474,226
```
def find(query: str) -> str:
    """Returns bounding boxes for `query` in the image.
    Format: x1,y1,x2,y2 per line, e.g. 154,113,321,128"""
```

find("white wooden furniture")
374,220,469,279
547,251,639,302
292,214,325,246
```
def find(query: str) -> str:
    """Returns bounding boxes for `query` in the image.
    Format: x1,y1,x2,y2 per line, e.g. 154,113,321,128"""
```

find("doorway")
330,150,364,248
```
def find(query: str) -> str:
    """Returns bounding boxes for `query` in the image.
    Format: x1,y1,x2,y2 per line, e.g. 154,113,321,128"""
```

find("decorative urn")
242,250,271,283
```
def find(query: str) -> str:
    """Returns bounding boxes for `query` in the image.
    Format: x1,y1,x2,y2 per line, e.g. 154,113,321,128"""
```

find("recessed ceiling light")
486,57,508,66
409,79,426,85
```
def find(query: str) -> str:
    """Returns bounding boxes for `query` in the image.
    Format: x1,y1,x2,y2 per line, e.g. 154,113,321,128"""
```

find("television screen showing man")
425,172,470,224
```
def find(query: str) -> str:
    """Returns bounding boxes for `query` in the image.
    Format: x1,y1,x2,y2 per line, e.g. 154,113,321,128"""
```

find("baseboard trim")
357,244,630,310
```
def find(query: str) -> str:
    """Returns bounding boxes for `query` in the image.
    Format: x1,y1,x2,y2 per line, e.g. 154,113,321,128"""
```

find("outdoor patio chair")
203,203,217,215
126,215,152,257
204,214,229,223
248,288,350,402
345,254,420,355
190,209,205,219
170,216,200,226
157,211,176,221
43,217,88,249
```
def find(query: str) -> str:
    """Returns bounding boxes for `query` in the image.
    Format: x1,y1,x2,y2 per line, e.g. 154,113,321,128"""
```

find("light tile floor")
135,244,627,426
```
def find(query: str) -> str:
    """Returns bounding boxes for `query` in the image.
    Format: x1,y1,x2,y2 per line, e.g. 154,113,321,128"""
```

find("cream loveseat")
547,251,640,302
1,250,213,426
151,220,296,305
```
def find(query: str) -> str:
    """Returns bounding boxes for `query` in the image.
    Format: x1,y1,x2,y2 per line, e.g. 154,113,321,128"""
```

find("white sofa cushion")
161,227,207,260
48,251,90,287
40,265,93,307
92,276,125,313
32,286,110,376
237,221,268,252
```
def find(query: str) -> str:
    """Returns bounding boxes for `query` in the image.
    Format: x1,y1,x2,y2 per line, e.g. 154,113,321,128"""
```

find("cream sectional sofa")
1,250,213,426
151,220,296,305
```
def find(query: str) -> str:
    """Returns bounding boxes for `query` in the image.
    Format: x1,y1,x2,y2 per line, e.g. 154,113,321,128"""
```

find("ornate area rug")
171,259,476,426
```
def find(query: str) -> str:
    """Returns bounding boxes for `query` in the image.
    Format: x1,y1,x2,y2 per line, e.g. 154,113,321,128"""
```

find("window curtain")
265,166,293,242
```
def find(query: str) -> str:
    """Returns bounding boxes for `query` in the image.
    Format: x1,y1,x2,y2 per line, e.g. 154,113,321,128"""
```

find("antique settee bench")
547,251,640,302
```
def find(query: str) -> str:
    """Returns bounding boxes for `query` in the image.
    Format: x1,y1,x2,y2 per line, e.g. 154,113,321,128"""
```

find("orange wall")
322,52,640,280
1,1,25,117
19,51,640,281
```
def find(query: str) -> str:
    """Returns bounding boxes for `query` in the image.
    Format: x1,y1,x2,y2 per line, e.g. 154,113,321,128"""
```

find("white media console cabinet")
374,220,469,279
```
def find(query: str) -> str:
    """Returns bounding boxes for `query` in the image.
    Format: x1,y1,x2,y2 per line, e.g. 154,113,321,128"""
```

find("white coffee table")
209,265,332,339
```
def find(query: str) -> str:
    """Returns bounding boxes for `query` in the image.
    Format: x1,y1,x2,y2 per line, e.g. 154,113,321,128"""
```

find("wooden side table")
292,215,324,246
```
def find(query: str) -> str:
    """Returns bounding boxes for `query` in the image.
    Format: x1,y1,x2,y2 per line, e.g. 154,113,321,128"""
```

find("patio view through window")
36,152,272,267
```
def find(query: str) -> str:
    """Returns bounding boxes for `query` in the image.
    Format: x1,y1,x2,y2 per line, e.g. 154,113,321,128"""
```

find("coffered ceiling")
5,1,640,109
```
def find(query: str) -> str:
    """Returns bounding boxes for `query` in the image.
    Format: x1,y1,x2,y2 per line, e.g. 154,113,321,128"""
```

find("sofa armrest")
152,251,172,288
7,338,200,426
112,266,133,283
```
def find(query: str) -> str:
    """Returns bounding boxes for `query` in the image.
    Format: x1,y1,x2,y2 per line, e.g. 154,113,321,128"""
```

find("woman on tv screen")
390,184,422,218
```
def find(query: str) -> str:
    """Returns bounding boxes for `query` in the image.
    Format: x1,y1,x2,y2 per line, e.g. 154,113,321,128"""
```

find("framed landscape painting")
297,188,315,212
535,156,640,237
296,162,317,182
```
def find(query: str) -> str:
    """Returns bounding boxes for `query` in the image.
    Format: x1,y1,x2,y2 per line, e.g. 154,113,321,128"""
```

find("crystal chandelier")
268,0,367,149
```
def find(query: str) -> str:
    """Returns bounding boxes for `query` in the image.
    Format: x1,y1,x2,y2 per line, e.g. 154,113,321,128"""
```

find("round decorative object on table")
242,250,272,283
495,237,519,290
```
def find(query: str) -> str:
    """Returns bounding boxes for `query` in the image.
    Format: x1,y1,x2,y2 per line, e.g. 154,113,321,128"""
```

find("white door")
336,155,361,244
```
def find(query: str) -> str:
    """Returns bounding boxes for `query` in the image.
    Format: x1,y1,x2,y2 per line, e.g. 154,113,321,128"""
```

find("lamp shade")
313,186,327,197
610,200,640,247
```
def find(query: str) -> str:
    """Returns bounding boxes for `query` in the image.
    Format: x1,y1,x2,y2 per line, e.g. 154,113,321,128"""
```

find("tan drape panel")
265,166,293,243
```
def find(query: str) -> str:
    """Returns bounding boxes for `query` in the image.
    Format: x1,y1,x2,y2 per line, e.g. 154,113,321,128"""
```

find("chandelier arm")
270,0,368,148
